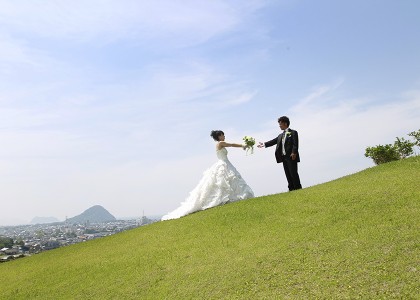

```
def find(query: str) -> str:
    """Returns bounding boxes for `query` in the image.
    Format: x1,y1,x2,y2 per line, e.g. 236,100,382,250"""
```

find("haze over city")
1,1,419,225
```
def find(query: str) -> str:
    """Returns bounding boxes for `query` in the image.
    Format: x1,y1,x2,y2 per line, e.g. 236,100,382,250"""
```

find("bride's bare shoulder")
216,141,225,150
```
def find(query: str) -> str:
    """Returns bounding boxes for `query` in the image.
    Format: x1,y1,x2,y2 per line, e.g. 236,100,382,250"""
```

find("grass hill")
1,157,419,299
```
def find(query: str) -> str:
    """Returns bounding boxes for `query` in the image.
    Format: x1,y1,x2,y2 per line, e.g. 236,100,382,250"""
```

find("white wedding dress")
161,147,254,220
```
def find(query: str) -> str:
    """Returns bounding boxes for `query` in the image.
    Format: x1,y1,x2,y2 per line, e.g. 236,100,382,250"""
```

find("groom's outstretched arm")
263,136,279,148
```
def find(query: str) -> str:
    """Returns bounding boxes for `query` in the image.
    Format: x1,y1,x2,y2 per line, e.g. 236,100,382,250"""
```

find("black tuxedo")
265,128,302,191
265,128,300,163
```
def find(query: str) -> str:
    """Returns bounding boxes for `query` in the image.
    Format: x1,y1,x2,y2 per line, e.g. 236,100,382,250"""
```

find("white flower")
243,136,255,155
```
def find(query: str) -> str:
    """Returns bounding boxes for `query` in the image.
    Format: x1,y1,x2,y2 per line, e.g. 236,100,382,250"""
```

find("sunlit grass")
1,156,419,299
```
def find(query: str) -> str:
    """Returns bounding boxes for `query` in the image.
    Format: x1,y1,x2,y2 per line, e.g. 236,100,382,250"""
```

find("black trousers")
282,156,302,191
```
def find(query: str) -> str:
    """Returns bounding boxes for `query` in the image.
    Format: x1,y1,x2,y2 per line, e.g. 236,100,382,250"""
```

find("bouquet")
243,136,255,155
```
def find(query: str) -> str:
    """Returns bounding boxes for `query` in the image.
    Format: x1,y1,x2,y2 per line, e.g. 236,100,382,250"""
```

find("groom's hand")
291,153,297,160
257,142,265,148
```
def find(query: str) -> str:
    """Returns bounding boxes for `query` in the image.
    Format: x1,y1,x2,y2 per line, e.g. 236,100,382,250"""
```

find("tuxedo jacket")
264,128,300,163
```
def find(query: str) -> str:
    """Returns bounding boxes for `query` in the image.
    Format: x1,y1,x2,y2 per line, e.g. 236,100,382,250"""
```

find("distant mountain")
66,205,116,224
30,216,60,224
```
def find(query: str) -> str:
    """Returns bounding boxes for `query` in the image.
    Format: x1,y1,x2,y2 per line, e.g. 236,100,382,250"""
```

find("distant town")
0,216,158,263
0,205,160,263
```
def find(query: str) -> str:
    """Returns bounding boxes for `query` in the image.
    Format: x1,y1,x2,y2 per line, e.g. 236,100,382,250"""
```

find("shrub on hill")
365,129,419,165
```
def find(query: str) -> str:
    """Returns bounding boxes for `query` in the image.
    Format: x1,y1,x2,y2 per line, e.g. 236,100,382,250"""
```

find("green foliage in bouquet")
243,136,256,155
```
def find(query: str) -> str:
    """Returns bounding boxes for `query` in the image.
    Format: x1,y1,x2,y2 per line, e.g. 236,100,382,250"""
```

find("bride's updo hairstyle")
210,130,224,141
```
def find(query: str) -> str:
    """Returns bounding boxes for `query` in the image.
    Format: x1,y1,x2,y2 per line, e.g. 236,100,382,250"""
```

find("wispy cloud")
290,78,345,112
0,1,266,46
222,90,258,106
0,34,36,67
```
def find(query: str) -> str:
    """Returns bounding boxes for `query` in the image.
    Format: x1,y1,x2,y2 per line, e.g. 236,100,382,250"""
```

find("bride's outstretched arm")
218,141,246,149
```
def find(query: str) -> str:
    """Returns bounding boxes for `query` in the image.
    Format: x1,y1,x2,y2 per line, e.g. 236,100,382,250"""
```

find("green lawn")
1,157,419,299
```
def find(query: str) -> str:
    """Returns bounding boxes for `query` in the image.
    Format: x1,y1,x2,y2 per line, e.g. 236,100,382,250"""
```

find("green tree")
365,144,400,165
0,237,14,248
408,129,420,147
16,239,25,246
394,137,415,158
365,129,418,165
35,230,45,238
66,232,77,238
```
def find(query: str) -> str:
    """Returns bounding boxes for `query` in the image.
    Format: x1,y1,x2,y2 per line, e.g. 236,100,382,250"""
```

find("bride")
161,130,254,221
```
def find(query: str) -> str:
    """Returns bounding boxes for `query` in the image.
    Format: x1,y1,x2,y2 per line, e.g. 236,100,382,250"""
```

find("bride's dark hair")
210,130,224,141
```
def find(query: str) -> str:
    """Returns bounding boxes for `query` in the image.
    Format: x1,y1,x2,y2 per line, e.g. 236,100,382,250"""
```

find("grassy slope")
1,157,419,299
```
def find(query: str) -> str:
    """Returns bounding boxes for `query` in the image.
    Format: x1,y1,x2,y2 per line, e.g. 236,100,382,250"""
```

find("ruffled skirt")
161,160,254,220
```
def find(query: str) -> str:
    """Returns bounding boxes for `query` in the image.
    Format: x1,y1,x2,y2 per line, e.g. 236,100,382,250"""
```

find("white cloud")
291,78,345,112
0,34,35,66
0,1,265,46
222,90,258,106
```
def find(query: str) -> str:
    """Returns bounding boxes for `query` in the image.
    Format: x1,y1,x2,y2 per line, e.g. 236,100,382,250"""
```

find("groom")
258,116,302,191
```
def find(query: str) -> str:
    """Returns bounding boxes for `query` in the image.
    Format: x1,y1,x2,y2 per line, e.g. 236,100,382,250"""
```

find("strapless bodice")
216,147,228,161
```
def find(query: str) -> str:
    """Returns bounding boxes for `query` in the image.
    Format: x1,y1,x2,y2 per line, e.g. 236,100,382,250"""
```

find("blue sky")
1,1,419,225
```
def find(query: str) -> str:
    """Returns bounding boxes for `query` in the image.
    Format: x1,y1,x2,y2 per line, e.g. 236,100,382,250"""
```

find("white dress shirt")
281,129,288,155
